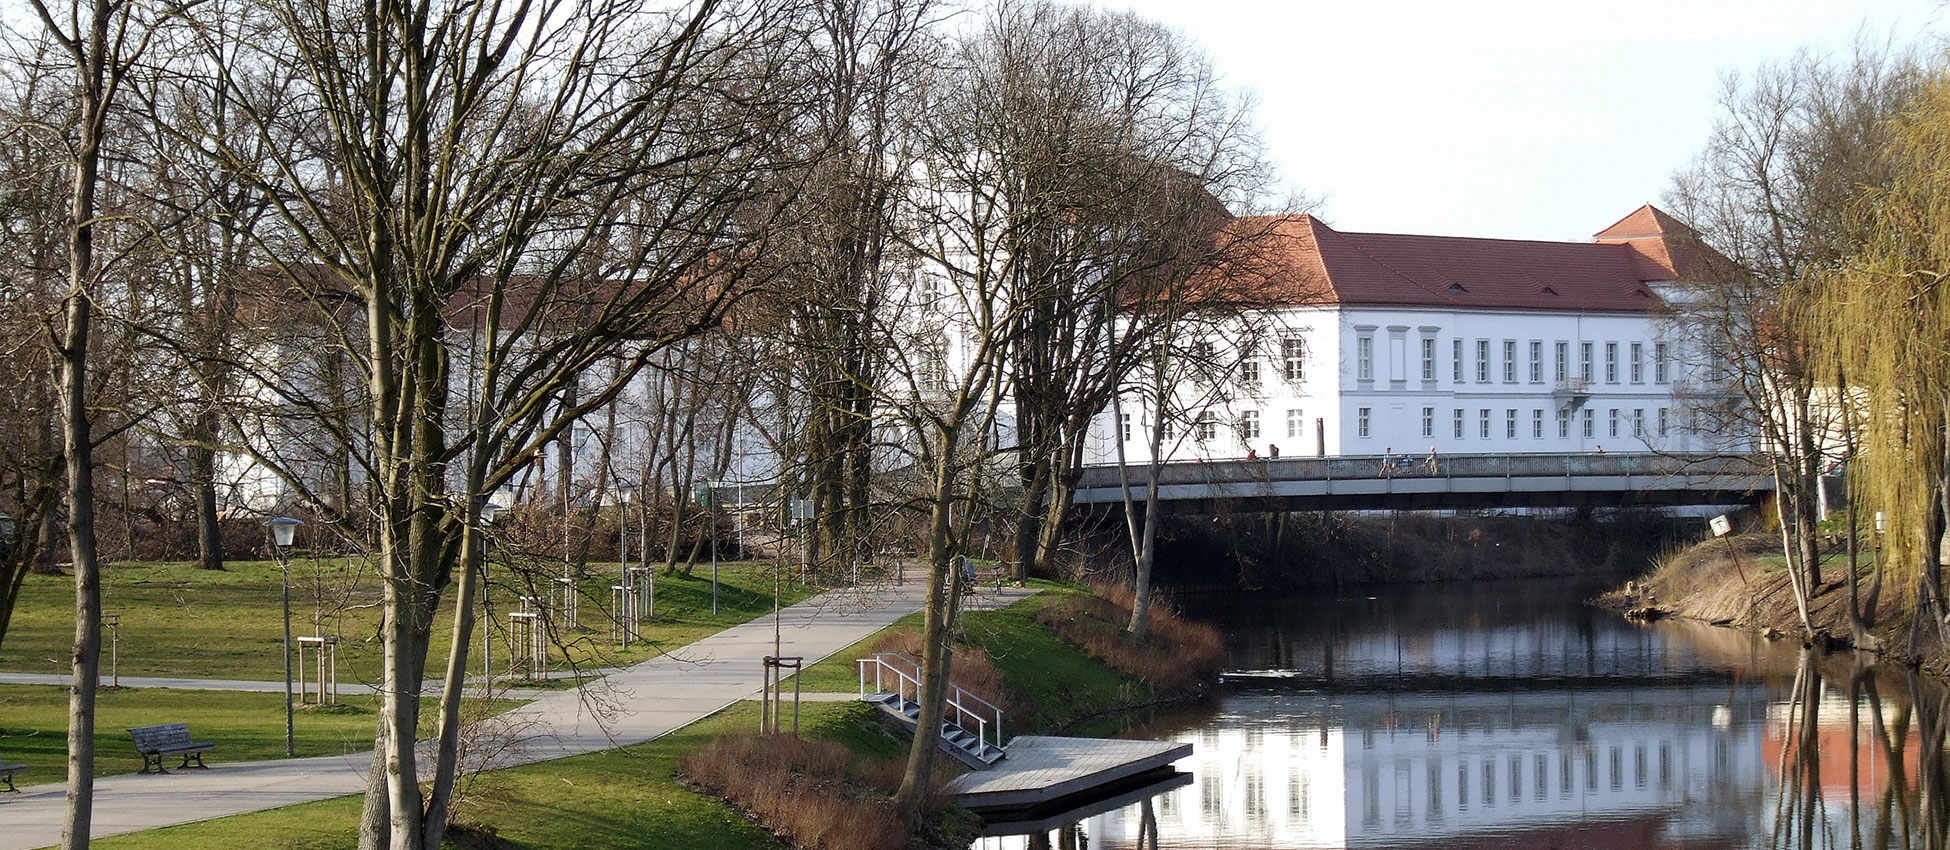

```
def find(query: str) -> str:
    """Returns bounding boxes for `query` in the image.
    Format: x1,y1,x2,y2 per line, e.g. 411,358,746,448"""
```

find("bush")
678,733,917,850
1036,583,1225,696
864,629,1016,718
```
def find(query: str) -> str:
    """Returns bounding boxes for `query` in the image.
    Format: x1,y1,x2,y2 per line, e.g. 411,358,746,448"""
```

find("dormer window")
1541,286,1558,296
1447,283,1467,293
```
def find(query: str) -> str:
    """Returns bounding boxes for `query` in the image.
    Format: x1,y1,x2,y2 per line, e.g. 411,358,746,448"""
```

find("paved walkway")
0,582,1035,849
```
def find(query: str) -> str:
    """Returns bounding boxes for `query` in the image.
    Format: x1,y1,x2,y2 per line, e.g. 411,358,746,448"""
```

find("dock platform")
943,735,1190,814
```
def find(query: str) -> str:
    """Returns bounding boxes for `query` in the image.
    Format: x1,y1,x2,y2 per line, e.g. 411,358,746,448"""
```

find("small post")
101,612,120,688
1711,514,1746,583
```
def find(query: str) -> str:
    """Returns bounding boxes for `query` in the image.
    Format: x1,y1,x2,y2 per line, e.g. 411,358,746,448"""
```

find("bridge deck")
1074,451,1770,512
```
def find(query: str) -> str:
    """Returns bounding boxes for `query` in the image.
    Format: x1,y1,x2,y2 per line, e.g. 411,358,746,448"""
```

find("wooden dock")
943,735,1190,815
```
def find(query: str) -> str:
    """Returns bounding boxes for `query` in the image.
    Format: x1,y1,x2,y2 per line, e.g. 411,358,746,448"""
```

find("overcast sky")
1102,0,1946,242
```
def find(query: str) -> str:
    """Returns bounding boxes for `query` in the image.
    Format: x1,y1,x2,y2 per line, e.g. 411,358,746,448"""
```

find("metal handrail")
857,652,1004,750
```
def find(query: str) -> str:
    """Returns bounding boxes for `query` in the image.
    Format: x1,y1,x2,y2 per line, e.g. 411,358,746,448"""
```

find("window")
1608,408,1619,438
1197,412,1217,442
1582,408,1594,438
1358,407,1371,438
1479,409,1491,439
1119,413,1131,442
1287,408,1305,438
1505,409,1517,438
1193,339,1215,362
1557,408,1570,438
1357,335,1374,382
1605,342,1619,383
1421,407,1434,438
1655,342,1670,384
1658,407,1669,436
1240,358,1260,385
1476,340,1490,382
1241,410,1261,440
1633,408,1644,437
1630,343,1644,383
1580,342,1594,382
1502,340,1517,383
1529,341,1543,383
1532,408,1543,439
1282,337,1306,382
1161,418,1173,439
1453,408,1465,438
1555,341,1569,381
1452,339,1464,382
1421,337,1437,382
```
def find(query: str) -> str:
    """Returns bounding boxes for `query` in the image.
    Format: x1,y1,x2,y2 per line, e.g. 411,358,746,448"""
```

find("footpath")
0,581,1035,850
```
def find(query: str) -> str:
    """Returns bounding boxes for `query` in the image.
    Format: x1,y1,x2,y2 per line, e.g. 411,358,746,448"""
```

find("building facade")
1087,205,1734,465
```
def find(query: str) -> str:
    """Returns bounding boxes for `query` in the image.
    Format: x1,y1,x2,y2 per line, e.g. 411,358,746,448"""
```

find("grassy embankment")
1606,527,1945,664
0,558,815,683
0,686,520,779
63,582,1221,850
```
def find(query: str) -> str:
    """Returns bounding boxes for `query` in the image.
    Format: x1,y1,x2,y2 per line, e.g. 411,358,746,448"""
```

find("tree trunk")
190,406,224,571
60,290,102,850
893,443,960,815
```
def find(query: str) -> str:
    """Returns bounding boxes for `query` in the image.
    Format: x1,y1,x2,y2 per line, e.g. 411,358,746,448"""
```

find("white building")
1088,205,1734,465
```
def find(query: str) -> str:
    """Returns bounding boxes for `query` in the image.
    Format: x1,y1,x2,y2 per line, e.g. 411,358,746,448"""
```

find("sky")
1102,0,1947,242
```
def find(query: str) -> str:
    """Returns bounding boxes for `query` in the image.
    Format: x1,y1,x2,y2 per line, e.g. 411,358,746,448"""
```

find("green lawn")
86,702,910,850
0,685,519,779
786,581,1150,735
0,559,816,684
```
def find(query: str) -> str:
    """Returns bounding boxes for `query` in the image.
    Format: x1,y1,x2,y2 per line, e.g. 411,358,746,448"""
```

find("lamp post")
478,503,504,684
267,517,303,758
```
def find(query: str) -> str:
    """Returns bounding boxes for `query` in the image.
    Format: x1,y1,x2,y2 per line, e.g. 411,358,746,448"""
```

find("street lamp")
267,516,303,758
697,479,718,615
477,503,504,684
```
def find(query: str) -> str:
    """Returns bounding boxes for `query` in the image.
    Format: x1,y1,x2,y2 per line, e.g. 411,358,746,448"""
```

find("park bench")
0,755,22,791
128,723,215,774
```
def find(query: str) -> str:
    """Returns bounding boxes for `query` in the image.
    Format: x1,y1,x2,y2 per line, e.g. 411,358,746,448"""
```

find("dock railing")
859,652,1004,751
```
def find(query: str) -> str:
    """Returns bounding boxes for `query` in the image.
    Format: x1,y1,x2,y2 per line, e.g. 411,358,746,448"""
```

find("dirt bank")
1599,530,1950,672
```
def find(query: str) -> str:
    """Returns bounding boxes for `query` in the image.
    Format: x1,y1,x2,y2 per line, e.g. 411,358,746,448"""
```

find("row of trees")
3,0,1294,846
1669,39,1950,649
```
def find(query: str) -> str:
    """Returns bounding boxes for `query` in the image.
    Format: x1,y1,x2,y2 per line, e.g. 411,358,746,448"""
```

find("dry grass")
1036,583,1225,695
678,733,932,850
863,629,1015,717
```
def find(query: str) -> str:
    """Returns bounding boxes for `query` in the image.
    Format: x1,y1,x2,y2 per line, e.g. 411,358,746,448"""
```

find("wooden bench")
129,723,215,774
0,756,22,792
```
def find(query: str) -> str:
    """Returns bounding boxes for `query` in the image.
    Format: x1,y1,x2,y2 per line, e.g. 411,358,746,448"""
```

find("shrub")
1036,583,1225,695
865,629,1015,717
679,733,911,850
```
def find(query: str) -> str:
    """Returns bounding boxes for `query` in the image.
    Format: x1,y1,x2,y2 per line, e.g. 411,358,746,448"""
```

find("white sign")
790,499,814,521
1710,514,1732,538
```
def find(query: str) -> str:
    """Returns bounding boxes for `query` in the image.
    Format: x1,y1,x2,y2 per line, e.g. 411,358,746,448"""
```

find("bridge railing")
1076,451,1770,491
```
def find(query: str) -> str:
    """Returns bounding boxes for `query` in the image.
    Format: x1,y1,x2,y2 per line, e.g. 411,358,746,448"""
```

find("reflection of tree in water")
1773,650,1950,849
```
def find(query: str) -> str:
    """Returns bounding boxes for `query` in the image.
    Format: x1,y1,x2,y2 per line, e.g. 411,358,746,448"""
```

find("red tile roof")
1236,205,1709,314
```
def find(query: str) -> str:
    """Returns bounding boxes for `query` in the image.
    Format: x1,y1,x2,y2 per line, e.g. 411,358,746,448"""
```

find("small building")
1090,205,1736,464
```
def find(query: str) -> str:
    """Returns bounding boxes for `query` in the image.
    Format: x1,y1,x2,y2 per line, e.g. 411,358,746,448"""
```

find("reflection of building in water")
1079,684,1770,849
1764,689,1921,806
1243,618,1706,683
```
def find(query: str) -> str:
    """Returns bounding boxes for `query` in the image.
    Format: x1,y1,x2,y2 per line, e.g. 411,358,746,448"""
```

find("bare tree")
1665,42,1917,639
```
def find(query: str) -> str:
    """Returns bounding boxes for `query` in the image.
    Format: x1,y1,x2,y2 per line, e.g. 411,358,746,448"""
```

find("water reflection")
971,579,1950,850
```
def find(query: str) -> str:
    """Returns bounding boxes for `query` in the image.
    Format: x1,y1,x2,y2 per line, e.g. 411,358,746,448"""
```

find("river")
973,576,1950,850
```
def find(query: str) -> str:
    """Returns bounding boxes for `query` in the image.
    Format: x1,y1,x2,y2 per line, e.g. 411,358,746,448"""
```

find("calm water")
974,576,1950,850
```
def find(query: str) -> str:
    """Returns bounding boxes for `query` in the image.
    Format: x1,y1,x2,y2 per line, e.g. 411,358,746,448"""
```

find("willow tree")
1812,66,1950,651
1666,43,1916,638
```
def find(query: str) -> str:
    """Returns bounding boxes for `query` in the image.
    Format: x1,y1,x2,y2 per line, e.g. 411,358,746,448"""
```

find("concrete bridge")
1072,451,1771,514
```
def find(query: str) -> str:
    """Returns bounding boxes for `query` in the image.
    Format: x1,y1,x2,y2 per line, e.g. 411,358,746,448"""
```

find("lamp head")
267,517,303,549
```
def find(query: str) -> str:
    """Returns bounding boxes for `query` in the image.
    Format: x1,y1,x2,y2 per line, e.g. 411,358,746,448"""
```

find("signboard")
790,499,814,522
1709,514,1732,538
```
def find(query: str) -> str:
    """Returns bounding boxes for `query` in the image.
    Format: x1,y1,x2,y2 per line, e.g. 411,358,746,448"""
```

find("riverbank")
1599,529,1950,671
678,582,1223,849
